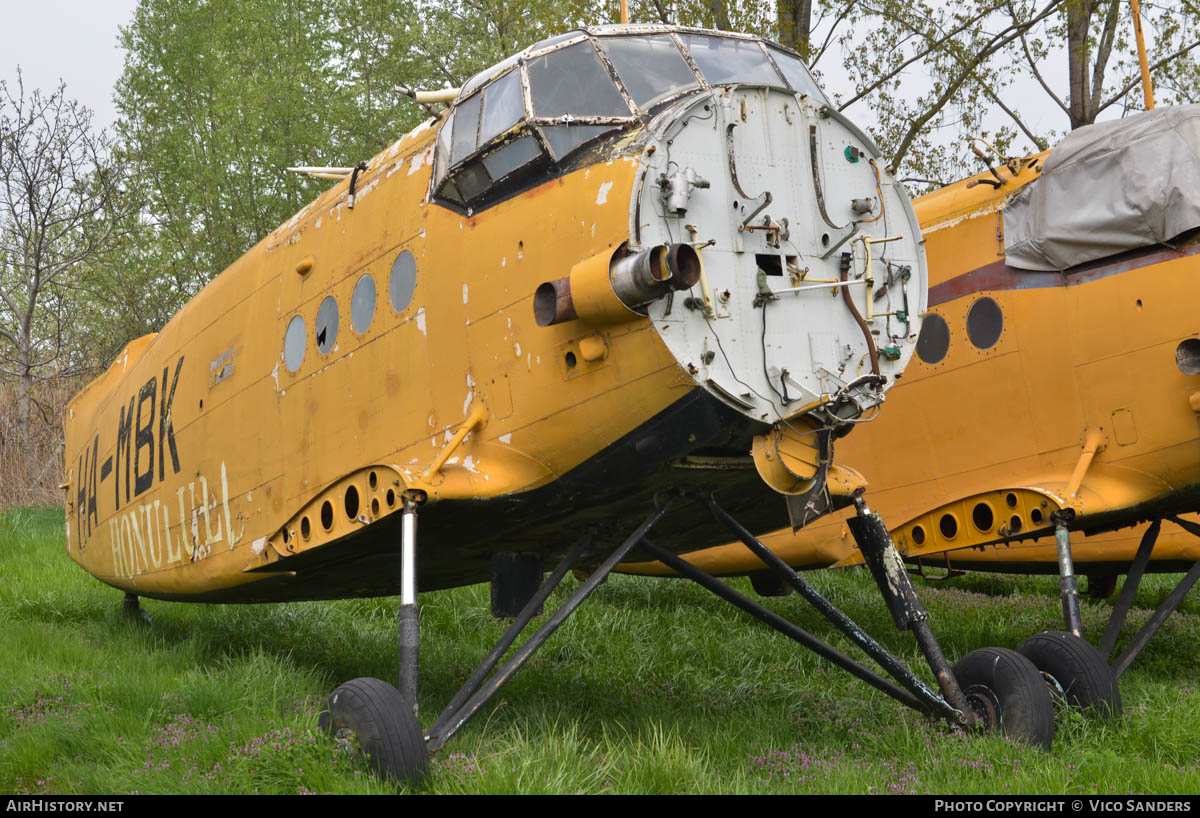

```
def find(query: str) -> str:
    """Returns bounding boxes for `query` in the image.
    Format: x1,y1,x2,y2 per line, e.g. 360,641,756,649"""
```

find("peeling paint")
408,146,433,176
415,308,427,335
251,536,267,555
463,455,478,472
499,433,512,444
501,256,507,267
514,342,521,357
463,283,469,304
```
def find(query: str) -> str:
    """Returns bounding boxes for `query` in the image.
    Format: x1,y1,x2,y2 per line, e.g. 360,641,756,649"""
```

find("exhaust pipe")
534,243,701,327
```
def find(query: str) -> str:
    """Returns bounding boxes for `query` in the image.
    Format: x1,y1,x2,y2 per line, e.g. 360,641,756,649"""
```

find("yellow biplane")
626,105,1200,711
64,25,1070,785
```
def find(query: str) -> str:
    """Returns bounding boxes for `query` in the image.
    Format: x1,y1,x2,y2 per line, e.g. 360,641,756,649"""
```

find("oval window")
316,296,338,354
283,314,306,372
916,312,950,365
351,275,376,334
967,297,1004,350
390,250,417,313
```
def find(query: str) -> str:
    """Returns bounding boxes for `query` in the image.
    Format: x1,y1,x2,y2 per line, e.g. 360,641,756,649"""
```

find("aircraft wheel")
318,677,429,787
953,647,1055,750
1017,631,1122,718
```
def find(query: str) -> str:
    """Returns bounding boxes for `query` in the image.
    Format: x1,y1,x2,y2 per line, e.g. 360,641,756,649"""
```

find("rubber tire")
318,677,429,787
1017,630,1122,718
952,647,1055,750
749,570,794,598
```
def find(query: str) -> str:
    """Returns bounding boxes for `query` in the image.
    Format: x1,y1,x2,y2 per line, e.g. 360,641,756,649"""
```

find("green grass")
3,506,1200,794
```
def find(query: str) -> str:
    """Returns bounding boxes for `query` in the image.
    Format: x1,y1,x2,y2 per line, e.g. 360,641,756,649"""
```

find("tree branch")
1097,37,1200,114
839,0,1059,111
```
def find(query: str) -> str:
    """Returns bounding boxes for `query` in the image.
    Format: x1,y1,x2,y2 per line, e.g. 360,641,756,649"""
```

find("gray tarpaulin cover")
1002,104,1200,271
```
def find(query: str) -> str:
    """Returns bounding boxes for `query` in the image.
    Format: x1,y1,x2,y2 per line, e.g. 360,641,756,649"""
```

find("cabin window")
316,296,339,354
966,297,1004,350
390,250,417,313
681,35,784,87
528,41,630,118
916,313,950,365
284,315,306,372
351,274,376,334
601,35,699,110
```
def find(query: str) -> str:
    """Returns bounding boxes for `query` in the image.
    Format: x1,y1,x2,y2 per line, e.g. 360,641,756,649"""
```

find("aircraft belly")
134,387,780,603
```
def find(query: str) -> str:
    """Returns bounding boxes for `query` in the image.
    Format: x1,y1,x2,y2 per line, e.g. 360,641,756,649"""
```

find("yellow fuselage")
625,155,1200,578
63,120,775,601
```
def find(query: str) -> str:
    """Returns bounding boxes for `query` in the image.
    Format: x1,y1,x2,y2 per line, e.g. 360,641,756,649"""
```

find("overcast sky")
2,0,139,130
0,0,1122,160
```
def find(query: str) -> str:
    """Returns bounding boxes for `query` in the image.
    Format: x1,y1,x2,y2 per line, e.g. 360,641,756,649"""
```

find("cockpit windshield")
433,26,827,212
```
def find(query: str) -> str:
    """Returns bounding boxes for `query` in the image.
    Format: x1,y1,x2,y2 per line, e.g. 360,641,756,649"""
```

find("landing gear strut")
1099,516,1200,679
319,492,427,786
321,488,1060,787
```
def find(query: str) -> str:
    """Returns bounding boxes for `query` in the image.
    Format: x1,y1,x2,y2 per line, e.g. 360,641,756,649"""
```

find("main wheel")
318,677,429,787
1017,630,1122,718
952,647,1055,750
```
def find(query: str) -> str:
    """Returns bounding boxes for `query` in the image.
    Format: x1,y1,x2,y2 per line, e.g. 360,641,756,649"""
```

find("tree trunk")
777,0,814,60
708,0,731,30
1070,0,1099,127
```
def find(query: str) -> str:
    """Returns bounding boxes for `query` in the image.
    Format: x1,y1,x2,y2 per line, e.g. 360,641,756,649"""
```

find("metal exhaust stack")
534,243,701,327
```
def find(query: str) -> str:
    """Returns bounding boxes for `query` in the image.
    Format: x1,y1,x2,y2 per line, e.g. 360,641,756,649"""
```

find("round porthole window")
390,250,417,313
967,296,1004,350
351,274,376,334
283,314,306,372
316,296,338,354
916,312,950,365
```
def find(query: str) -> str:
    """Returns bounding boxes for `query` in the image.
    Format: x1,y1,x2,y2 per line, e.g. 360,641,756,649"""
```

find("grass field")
3,506,1200,795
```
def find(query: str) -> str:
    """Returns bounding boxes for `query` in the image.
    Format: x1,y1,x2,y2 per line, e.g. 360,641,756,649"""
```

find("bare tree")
0,72,128,490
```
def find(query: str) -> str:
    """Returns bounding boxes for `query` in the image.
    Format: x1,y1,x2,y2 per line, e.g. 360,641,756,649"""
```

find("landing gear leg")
694,489,1056,746
398,493,420,713
1021,511,1120,720
120,592,152,626
319,491,429,788
1107,515,1200,679
1052,509,1083,638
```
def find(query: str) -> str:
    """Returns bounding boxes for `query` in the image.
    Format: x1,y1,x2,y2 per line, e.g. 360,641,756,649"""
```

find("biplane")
63,25,1063,785
624,104,1200,707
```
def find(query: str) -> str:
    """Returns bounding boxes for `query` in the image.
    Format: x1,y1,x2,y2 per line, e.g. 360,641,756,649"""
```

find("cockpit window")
526,31,582,54
528,41,631,118
478,70,525,145
681,35,783,87
768,47,824,99
601,35,699,110
538,124,617,161
451,92,482,165
433,27,832,213
461,54,519,97
481,133,542,180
